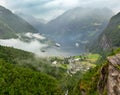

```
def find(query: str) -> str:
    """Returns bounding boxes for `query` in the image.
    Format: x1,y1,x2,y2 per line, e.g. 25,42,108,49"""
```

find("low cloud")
0,38,47,54
24,32,45,40
0,32,72,57
0,33,48,56
43,0,80,9
0,38,73,57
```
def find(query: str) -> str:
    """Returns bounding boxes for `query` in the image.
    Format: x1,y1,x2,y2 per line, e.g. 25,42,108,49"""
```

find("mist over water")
0,38,83,57
0,32,84,57
0,38,45,54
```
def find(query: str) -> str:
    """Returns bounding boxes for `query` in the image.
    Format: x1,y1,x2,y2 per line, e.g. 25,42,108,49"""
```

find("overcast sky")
0,0,120,21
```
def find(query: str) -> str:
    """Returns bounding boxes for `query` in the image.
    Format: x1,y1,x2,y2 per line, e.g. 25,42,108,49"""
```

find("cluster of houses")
51,55,90,75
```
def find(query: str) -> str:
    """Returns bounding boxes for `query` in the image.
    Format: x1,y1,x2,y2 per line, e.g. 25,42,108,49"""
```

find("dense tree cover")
0,59,62,95
0,45,68,94
0,45,67,80
0,45,96,94
0,45,34,63
1,45,113,94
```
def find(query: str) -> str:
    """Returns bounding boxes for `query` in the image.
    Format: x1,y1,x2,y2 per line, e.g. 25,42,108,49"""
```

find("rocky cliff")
98,54,120,95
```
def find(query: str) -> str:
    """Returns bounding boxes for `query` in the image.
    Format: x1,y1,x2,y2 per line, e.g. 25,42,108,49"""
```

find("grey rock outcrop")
98,54,120,95
107,54,120,95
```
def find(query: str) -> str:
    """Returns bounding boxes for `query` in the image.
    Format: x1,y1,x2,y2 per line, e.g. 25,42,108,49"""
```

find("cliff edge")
98,54,120,95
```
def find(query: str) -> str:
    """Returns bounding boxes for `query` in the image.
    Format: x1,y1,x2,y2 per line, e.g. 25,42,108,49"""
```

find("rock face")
98,63,108,95
107,54,120,95
98,54,120,95
100,34,112,51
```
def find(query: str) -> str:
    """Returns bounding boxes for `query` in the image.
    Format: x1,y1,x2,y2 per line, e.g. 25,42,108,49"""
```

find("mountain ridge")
90,11,120,53
42,7,114,51
0,5,38,39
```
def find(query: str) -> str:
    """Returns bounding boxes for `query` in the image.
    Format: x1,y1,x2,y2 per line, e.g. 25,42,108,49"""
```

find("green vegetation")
0,45,67,80
103,12,120,47
45,53,101,94
0,45,67,94
0,44,117,95
73,53,101,62
0,45,118,95
91,12,120,53
70,47,120,95
0,45,101,94
0,37,115,95
0,59,62,95
70,59,108,95
87,53,101,62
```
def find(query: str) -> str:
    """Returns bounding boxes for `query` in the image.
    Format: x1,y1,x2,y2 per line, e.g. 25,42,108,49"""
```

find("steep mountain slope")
91,12,120,52
0,5,54,55
15,13,46,32
0,5,37,39
43,7,113,49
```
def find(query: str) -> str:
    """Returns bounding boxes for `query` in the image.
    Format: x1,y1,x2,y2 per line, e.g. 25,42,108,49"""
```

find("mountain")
0,5,54,55
15,12,46,32
0,5,38,39
43,7,113,50
91,12,120,52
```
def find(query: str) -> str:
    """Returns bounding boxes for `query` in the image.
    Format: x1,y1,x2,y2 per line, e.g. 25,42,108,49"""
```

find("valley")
0,2,120,95
0,6,114,57
0,45,100,95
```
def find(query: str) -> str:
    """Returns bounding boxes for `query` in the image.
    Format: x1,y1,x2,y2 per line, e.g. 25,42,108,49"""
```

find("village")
50,53,99,75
